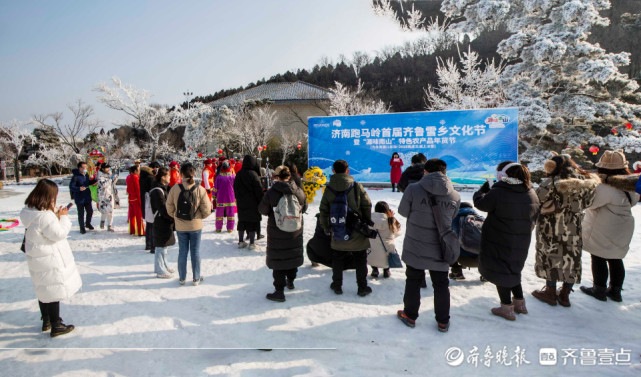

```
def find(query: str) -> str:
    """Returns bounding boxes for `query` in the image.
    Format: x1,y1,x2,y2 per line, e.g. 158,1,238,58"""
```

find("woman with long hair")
532,154,600,307
368,201,402,279
150,167,176,278
20,179,81,337
390,152,404,192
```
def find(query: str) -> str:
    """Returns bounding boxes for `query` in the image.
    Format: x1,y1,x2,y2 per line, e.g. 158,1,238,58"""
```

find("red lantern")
611,128,619,135
217,149,223,155
589,145,599,155
198,153,203,158
626,122,633,130
257,146,263,152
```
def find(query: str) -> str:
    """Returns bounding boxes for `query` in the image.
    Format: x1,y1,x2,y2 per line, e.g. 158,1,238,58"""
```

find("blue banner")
308,108,519,184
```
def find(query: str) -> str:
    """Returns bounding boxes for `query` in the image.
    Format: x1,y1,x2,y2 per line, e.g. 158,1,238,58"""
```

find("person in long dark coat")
233,155,265,250
150,167,176,278
140,162,160,253
258,166,307,302
473,162,540,321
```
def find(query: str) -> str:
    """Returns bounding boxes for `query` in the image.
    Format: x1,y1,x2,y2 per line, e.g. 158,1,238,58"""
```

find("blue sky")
0,0,420,129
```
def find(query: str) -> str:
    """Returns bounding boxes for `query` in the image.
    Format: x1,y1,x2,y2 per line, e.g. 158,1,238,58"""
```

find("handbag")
429,195,460,265
540,178,562,215
376,230,403,268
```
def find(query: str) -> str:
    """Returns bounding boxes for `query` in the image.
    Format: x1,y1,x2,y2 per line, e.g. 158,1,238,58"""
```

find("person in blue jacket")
69,161,97,234
449,202,482,281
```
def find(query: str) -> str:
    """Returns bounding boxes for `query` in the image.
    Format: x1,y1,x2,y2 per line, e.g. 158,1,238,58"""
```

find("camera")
347,211,378,239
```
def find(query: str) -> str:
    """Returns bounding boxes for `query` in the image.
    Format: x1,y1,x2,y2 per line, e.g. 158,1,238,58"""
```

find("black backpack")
458,212,484,255
176,184,198,221
327,183,354,242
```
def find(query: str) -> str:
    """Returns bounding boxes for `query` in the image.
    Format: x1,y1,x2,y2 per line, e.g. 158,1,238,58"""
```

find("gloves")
480,181,490,193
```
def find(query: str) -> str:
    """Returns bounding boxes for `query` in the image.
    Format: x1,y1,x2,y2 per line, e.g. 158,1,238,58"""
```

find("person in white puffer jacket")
367,201,402,279
19,179,82,338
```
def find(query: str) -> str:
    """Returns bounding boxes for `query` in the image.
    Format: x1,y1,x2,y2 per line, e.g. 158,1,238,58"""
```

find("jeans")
497,284,524,305
100,212,113,227
177,230,202,281
155,247,171,275
403,265,450,324
331,249,368,288
77,202,93,231
591,254,625,288
145,222,154,250
273,268,297,291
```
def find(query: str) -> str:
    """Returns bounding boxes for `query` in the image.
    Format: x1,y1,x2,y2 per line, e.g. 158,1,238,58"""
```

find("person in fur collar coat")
532,153,600,308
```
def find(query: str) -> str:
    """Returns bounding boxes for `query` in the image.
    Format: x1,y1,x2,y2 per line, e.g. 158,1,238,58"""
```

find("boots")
370,267,379,278
41,316,51,332
286,278,295,290
513,298,528,314
557,286,573,307
50,318,74,338
108,226,114,232
266,290,286,302
383,268,391,278
357,285,373,297
491,303,516,321
532,285,557,306
580,285,607,302
606,285,623,302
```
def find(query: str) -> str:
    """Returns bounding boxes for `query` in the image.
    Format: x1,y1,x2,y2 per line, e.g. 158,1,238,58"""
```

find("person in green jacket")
319,160,373,297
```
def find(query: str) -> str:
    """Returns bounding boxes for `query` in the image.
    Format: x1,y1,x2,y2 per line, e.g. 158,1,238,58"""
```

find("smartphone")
66,203,74,210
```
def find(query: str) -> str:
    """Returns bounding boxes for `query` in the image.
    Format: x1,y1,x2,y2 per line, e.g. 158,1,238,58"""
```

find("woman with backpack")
97,163,118,232
580,150,639,302
367,201,402,279
150,167,176,279
258,166,307,302
532,154,600,307
126,165,145,236
166,163,211,286
20,179,81,337
390,152,404,192
473,162,540,321
233,155,265,251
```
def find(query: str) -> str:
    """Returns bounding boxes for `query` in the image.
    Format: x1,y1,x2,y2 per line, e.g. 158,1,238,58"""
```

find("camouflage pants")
534,233,582,284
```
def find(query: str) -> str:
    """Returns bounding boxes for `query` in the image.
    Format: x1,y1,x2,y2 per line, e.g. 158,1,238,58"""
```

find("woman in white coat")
19,179,82,337
97,163,118,231
368,201,402,278
580,150,640,302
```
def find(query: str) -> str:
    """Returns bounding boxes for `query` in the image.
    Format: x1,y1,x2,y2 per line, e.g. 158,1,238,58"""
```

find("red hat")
204,158,214,165
169,161,178,168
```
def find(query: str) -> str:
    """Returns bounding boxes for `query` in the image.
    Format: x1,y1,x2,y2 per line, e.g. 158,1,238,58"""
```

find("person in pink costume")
213,161,237,233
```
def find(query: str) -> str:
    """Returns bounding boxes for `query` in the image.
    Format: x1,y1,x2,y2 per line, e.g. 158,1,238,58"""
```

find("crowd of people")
18,148,641,337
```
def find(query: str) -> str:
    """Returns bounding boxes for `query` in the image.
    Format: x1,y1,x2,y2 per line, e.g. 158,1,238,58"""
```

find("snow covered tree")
329,80,391,116
424,45,506,110
279,129,305,165
24,144,66,177
32,99,100,154
174,103,236,156
440,0,641,157
0,120,32,182
95,77,172,161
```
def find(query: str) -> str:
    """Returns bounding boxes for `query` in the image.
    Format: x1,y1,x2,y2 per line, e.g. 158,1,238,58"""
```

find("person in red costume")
201,159,216,202
390,152,404,192
633,161,641,174
168,161,182,188
126,165,145,236
234,157,243,174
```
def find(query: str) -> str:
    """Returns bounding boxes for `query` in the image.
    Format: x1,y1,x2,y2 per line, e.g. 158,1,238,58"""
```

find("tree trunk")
151,141,158,162
14,157,20,183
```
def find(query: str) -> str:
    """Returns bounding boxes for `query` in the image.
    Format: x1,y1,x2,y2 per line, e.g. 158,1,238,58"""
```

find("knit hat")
595,150,628,170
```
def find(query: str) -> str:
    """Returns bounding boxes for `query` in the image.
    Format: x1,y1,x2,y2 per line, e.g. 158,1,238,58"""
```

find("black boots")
371,267,379,278
607,286,623,302
286,278,295,290
330,282,343,295
266,290,286,302
50,318,74,338
41,316,51,332
357,286,373,297
580,285,607,301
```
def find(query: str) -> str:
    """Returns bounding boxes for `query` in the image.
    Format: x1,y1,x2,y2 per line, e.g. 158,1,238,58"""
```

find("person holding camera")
319,160,373,297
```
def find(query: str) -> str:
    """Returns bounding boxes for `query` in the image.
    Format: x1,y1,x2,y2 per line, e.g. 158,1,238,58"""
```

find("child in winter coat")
97,163,118,232
213,161,237,233
368,201,401,278
20,179,81,337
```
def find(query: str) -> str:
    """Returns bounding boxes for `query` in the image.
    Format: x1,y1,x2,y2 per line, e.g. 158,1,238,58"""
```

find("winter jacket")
319,173,372,252
398,164,424,193
214,172,236,207
534,172,600,284
19,208,82,303
583,174,640,260
473,180,540,287
139,166,155,214
233,155,264,223
169,169,181,188
367,212,401,268
258,180,307,270
166,181,212,232
97,171,118,214
390,158,404,184
399,171,460,272
150,181,176,248
69,168,97,205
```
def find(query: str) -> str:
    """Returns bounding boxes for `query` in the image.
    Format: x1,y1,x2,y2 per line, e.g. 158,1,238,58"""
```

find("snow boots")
607,286,623,302
41,316,51,332
557,286,573,307
580,285,607,302
513,298,528,314
371,267,379,278
330,282,343,295
357,286,372,297
449,264,465,281
532,285,557,306
491,303,516,321
50,318,74,338
266,290,286,302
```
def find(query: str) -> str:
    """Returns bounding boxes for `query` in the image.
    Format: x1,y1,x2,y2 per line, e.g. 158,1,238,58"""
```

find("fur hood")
598,173,639,192
552,173,600,194
140,165,154,176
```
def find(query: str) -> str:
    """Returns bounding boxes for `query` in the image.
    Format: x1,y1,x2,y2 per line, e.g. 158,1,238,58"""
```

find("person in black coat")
234,155,265,249
398,153,427,193
69,161,98,234
150,167,176,278
473,162,540,321
140,162,160,253
258,166,307,302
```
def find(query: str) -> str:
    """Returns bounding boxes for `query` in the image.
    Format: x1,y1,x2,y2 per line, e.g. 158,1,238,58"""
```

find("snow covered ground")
0,184,640,376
